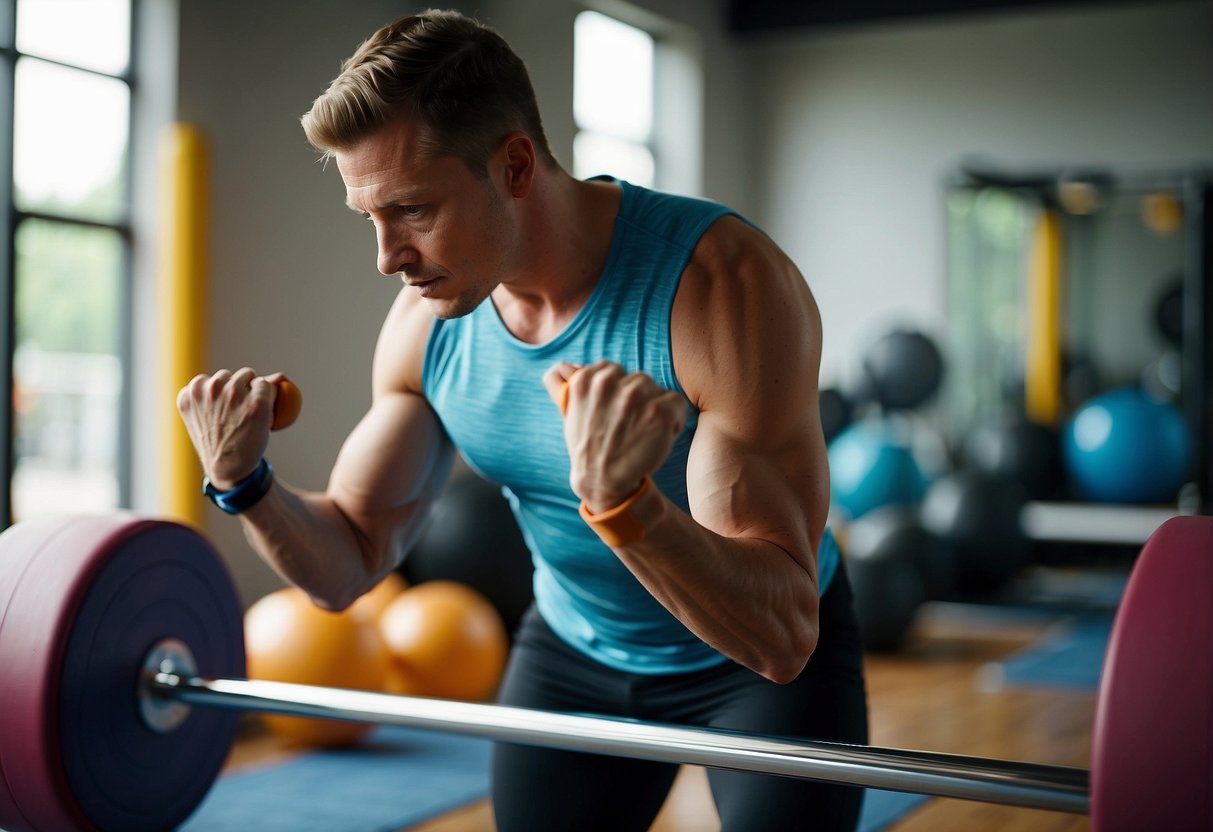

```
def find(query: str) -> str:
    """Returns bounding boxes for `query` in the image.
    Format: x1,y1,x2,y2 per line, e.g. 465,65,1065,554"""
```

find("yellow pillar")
1025,207,1063,426
157,124,210,525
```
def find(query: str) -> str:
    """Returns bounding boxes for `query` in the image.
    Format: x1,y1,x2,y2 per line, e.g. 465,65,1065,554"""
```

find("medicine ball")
844,506,931,651
920,471,1030,595
963,417,1065,500
861,329,945,412
819,387,854,444
1153,279,1183,346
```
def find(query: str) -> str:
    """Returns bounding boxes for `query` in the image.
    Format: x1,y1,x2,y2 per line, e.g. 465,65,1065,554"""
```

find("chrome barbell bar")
150,668,1089,815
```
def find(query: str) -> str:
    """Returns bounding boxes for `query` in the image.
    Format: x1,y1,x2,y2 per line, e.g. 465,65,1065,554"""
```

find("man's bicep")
675,219,830,564
328,391,454,524
686,412,827,573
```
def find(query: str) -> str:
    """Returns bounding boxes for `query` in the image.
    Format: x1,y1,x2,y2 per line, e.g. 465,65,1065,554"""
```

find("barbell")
0,512,1208,832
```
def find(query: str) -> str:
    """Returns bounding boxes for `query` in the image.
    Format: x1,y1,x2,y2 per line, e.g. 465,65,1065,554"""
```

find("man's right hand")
177,368,295,490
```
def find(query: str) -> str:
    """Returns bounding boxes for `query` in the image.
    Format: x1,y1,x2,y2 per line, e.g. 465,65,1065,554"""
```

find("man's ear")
497,131,536,198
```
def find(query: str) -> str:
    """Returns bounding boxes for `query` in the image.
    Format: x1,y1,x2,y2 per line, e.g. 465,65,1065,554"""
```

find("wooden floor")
224,602,1095,831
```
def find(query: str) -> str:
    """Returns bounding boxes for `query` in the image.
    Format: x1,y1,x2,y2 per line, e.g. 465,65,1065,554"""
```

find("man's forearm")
233,480,424,611
606,487,821,684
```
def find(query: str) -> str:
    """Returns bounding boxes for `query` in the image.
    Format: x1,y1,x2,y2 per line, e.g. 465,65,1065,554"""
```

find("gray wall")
134,0,1213,603
745,0,1213,389
141,0,431,601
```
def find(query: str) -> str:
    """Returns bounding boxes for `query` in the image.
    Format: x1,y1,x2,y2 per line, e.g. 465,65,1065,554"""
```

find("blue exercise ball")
1062,387,1192,503
828,422,929,521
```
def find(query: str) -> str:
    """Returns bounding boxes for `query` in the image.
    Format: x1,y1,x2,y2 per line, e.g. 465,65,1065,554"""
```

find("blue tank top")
422,179,838,674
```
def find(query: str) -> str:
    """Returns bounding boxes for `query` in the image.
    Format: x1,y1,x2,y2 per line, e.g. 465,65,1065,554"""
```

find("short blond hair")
301,9,557,176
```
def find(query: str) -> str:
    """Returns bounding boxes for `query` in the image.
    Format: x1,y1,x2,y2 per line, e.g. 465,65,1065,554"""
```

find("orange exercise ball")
348,572,408,623
244,586,391,747
378,580,509,701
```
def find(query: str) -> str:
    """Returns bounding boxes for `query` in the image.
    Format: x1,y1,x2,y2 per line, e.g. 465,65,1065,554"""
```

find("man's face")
336,118,513,319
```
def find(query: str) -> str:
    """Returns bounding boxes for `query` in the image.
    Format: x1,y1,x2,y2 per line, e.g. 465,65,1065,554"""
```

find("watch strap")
579,476,654,547
203,458,274,515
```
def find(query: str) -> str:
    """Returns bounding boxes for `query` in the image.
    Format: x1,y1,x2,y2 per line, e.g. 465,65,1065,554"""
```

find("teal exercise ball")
1062,387,1192,504
828,422,929,521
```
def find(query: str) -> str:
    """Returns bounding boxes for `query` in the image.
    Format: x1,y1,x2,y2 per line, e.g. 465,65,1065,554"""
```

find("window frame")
0,0,136,527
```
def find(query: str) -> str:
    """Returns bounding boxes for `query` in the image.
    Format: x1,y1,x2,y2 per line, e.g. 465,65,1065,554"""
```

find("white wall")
745,0,1213,390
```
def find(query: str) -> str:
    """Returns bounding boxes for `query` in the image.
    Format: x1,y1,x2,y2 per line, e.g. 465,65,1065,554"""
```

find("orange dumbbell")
271,377,303,431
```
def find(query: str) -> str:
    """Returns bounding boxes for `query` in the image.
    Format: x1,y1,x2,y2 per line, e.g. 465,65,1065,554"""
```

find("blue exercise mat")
988,615,1113,691
858,789,930,831
179,726,491,832
178,723,929,831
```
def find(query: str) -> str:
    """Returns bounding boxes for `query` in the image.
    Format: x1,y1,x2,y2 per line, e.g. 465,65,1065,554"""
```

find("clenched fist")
543,360,687,513
177,368,300,490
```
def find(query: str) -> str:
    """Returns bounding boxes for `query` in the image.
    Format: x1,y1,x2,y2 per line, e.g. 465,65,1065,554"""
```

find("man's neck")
492,172,622,345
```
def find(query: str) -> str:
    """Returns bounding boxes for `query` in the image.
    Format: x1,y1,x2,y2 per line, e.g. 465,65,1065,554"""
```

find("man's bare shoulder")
672,215,821,412
372,287,435,397
685,215,809,298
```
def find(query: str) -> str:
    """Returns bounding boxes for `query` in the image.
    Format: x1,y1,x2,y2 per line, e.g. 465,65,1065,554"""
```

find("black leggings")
491,564,870,832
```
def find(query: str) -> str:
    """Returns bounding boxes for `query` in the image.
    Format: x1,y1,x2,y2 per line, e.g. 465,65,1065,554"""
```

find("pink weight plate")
1090,515,1213,832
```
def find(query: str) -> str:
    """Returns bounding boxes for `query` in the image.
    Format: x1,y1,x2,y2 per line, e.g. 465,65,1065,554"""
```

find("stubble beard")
425,278,495,321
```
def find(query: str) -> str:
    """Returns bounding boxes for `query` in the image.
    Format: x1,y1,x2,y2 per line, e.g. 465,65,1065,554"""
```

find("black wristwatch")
203,458,274,515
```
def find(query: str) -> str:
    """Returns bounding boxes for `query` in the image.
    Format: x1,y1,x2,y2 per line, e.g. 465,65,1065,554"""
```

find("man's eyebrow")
346,187,430,214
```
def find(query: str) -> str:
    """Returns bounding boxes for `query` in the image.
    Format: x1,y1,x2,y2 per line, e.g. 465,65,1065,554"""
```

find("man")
178,9,868,831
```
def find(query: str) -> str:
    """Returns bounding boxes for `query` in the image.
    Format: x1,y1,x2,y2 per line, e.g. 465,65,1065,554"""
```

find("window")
2,0,133,525
573,9,655,187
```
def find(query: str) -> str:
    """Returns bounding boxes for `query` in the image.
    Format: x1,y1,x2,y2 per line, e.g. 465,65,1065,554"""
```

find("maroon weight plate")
0,515,112,832
0,515,245,832
1090,515,1213,832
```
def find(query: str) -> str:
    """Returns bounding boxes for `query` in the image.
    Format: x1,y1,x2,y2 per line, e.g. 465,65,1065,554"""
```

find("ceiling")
727,0,1140,33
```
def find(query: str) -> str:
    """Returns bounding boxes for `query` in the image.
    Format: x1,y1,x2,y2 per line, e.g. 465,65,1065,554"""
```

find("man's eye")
401,205,425,217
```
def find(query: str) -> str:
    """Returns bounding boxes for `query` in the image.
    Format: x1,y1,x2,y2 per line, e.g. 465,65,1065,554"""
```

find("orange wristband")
579,477,654,547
